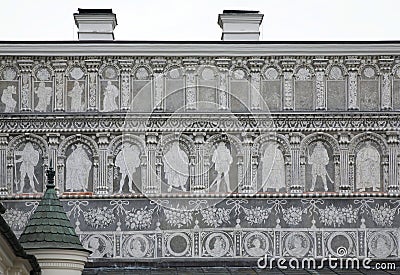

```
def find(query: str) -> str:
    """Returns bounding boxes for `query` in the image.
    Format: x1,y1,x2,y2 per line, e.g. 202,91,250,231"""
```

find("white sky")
1,0,399,41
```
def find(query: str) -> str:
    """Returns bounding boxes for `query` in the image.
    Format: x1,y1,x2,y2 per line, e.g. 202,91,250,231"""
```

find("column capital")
84,59,101,72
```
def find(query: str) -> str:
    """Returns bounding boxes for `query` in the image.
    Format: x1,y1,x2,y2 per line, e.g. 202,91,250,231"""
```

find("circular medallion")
3,67,17,81
233,69,245,80
327,232,354,257
70,67,84,80
285,232,310,257
368,232,394,258
36,68,50,81
329,66,343,80
201,68,215,81
83,234,112,258
264,67,279,80
296,67,311,80
104,67,117,79
168,68,181,79
126,234,149,258
363,67,375,78
167,232,190,257
205,232,230,257
135,67,149,80
244,232,269,257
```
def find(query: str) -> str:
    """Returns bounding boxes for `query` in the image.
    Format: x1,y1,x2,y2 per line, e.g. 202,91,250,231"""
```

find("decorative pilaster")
379,58,394,110
151,59,167,111
338,133,351,193
183,58,198,110
192,133,206,192
215,58,230,110
47,134,60,192
85,59,101,111
345,58,360,110
313,59,329,110
239,133,253,193
387,131,399,193
0,134,8,195
290,133,302,193
281,59,296,110
17,60,33,111
119,59,132,110
145,133,159,194
248,58,264,110
52,60,67,111
96,133,110,194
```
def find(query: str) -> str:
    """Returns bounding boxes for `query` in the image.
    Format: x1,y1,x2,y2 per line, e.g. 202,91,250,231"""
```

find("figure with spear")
14,142,39,193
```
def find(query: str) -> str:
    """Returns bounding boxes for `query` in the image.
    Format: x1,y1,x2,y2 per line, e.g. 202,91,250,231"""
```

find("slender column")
151,59,166,111
290,133,302,193
52,60,67,111
192,133,206,192
345,58,360,110
0,134,8,195
248,58,264,110
281,59,296,110
85,59,101,111
379,58,394,110
47,134,60,192
145,133,159,194
17,60,33,112
338,132,351,193
313,59,329,110
215,58,230,110
96,133,110,194
119,59,132,110
183,58,198,110
239,133,253,193
387,131,399,193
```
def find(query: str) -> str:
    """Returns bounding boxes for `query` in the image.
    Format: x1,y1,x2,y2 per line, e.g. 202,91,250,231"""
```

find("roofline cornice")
1,42,400,56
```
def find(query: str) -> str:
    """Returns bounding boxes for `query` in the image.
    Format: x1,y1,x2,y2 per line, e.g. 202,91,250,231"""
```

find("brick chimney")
218,10,264,41
74,9,117,41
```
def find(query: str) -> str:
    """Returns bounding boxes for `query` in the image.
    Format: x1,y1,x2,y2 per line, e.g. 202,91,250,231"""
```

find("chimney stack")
218,10,264,41
74,9,117,41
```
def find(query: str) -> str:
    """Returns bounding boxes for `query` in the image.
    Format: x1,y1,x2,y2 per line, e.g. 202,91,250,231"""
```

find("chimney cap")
222,10,260,14
74,8,117,41
76,8,114,14
218,10,264,41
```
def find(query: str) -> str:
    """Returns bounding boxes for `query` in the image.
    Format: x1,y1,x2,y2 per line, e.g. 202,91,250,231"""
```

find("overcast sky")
1,0,399,41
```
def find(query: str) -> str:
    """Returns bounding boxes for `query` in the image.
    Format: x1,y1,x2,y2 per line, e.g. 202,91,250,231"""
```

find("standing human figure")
261,143,285,192
308,142,332,191
14,142,39,193
356,142,380,192
102,81,119,112
1,85,17,112
34,82,52,112
115,143,141,193
65,144,92,192
68,81,84,111
163,142,189,192
211,142,233,192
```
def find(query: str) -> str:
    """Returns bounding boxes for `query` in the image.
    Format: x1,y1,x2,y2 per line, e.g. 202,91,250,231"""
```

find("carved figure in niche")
68,81,84,111
247,238,265,257
34,82,52,112
89,236,102,257
163,142,189,192
103,81,119,112
356,142,380,192
308,142,332,191
287,234,308,257
1,85,17,112
115,143,140,193
261,143,285,192
65,144,92,192
211,142,233,192
130,238,144,258
14,142,39,193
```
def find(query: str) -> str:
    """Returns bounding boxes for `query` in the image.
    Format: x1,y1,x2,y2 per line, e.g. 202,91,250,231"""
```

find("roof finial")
46,160,55,189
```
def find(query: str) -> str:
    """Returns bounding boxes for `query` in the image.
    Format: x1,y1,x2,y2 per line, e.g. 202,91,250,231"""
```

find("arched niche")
65,64,87,112
0,64,20,113
58,134,99,193
204,134,244,193
349,132,388,192
32,64,54,113
107,134,147,194
157,134,194,193
7,134,49,194
252,134,291,193
300,133,340,192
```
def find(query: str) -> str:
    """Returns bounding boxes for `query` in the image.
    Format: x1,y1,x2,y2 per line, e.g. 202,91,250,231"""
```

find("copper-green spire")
19,166,88,251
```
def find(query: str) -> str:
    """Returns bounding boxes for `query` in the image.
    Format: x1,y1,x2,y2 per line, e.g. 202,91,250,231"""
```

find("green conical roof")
19,167,88,251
